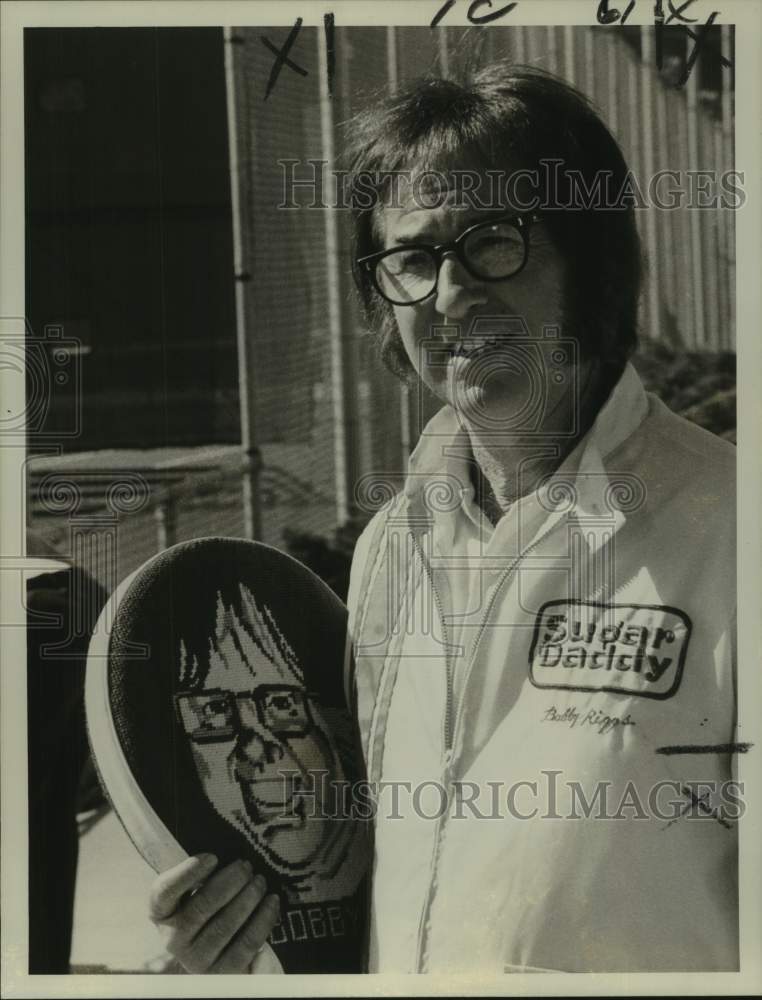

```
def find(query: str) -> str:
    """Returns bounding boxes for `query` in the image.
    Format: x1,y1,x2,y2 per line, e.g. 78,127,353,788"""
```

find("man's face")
380,171,586,436
176,588,342,878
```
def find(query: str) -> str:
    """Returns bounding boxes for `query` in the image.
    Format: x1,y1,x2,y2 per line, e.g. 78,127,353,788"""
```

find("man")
149,64,737,974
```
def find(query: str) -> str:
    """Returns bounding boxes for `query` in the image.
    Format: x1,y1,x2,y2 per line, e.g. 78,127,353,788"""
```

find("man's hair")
343,64,643,384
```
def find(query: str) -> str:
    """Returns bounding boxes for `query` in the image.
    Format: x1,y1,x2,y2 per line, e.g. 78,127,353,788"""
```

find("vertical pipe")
655,76,676,343
438,27,450,77
387,25,412,465
625,47,643,331
584,28,595,99
721,24,735,350
154,494,176,550
318,27,354,525
224,27,262,540
513,25,527,63
607,37,619,136
700,110,720,351
526,26,537,65
676,89,692,348
713,120,729,349
546,25,558,74
640,29,661,342
563,25,575,84
514,25,526,63
685,34,705,349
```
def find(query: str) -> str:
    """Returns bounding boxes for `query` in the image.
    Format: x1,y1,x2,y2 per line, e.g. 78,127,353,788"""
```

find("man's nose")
433,253,488,319
233,709,285,774
234,731,285,779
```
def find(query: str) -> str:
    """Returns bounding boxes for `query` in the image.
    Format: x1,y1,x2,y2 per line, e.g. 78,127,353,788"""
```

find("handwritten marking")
323,13,335,98
655,742,753,756
261,19,307,101
679,784,732,829
430,0,518,28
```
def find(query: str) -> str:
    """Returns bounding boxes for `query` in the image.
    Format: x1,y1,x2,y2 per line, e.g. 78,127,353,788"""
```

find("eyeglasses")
176,685,313,743
357,212,541,306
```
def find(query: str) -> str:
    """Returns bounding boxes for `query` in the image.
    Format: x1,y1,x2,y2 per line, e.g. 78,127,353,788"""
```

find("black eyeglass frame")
357,212,542,306
175,684,315,743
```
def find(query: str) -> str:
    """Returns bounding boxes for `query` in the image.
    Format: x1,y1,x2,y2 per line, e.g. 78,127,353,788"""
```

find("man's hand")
149,854,284,973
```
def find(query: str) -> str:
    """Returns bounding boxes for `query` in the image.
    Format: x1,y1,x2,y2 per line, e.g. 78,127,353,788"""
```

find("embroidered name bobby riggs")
528,600,691,699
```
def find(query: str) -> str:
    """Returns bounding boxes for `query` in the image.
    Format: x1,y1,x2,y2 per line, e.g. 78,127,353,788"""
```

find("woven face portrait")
106,538,369,906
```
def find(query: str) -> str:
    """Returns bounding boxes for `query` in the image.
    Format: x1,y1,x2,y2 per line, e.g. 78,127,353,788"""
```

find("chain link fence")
28,24,736,598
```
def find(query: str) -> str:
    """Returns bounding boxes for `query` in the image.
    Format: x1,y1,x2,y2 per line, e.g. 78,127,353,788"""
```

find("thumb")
249,942,284,974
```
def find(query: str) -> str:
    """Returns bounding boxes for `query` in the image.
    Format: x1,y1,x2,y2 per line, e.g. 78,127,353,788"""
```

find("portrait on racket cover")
171,579,367,906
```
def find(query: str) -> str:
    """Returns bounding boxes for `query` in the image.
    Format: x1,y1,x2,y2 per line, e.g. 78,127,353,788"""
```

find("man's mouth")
444,316,527,362
241,778,301,824
448,337,506,360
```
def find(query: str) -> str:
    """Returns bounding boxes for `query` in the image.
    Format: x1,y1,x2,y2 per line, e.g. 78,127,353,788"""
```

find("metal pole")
700,110,720,351
606,37,619,136
676,90,692,348
563,25,575,83
386,26,413,467
584,28,595,98
154,494,176,551
526,26,537,65
685,34,705,349
224,27,262,540
546,26,559,74
655,78,676,342
720,24,735,350
438,27,450,77
713,120,729,349
319,27,357,526
640,29,660,342
514,25,526,63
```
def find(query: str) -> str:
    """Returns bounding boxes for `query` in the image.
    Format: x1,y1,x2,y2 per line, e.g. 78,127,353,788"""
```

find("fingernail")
267,893,281,914
253,873,266,892
196,853,218,871
240,858,253,875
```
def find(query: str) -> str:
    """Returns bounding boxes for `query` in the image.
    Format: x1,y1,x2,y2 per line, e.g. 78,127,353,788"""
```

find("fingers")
166,859,254,943
150,856,282,973
249,943,285,974
149,853,219,922
208,888,282,973
191,872,266,965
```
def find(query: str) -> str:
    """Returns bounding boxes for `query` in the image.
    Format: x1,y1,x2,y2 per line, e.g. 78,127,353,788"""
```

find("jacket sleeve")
342,512,385,715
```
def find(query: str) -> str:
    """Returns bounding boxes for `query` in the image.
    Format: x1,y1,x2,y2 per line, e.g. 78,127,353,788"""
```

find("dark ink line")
468,0,519,26
261,18,307,102
679,10,720,87
665,0,700,25
656,742,753,755
683,24,733,68
431,0,457,28
323,13,335,99
680,784,732,830
654,0,665,71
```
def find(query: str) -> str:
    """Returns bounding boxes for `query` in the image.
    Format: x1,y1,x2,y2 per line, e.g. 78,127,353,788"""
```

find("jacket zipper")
411,516,565,972
449,519,567,760
410,533,454,755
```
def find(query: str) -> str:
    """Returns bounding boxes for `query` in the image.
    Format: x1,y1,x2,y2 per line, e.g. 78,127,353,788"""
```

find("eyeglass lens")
176,687,311,742
375,220,526,304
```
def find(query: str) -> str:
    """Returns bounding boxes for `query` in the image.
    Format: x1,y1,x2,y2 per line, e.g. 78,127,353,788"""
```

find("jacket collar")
403,362,650,545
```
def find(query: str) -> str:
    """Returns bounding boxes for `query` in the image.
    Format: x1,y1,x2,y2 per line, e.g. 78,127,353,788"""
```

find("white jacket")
346,363,737,973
